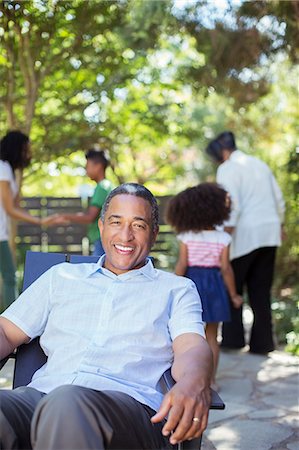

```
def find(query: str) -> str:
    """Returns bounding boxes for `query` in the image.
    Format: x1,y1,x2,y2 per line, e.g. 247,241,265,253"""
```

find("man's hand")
151,333,213,445
151,377,211,445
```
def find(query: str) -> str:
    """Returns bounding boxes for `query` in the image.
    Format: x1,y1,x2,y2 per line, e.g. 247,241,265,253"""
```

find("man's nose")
119,224,134,241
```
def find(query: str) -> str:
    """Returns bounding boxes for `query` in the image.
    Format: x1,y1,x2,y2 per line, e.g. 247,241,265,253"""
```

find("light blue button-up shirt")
2,257,204,411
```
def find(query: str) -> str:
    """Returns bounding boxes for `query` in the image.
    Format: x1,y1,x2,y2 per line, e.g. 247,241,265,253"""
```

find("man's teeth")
115,245,133,251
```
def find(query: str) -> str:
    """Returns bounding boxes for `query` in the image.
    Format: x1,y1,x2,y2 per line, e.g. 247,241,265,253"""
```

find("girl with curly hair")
166,182,242,388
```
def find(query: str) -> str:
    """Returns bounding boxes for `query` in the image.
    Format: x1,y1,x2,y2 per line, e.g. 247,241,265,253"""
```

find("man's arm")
151,333,213,445
0,317,30,360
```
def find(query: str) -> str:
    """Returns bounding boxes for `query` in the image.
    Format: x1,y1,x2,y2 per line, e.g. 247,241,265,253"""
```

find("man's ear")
98,218,104,235
151,226,159,246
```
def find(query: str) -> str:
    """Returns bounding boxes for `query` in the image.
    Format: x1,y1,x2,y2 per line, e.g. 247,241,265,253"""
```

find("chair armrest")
210,388,225,410
0,352,16,370
162,369,225,410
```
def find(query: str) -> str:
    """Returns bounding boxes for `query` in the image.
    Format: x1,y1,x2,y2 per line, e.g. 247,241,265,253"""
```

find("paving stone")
218,351,265,375
206,419,293,450
259,354,298,374
208,401,254,425
0,359,14,389
216,377,253,404
260,391,298,413
276,414,299,428
247,408,286,419
258,377,299,395
257,366,299,382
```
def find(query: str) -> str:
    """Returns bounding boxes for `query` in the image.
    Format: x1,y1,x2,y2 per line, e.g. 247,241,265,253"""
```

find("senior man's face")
98,194,158,275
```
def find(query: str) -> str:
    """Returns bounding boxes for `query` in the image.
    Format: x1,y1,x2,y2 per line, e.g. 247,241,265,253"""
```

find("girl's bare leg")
205,322,220,388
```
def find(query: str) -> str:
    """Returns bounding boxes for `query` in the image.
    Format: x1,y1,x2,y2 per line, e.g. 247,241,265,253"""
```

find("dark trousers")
0,385,171,450
222,247,277,353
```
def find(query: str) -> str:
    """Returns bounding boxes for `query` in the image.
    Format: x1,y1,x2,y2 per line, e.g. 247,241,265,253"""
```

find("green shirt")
88,179,113,243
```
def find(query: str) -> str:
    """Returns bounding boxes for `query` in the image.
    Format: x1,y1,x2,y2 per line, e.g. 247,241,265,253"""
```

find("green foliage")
0,0,298,347
272,289,299,355
238,0,299,62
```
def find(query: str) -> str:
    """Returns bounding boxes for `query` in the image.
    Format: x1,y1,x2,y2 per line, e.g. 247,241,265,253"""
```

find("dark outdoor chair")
0,251,225,450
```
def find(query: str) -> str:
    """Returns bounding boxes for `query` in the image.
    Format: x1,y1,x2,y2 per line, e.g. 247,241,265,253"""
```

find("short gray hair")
101,183,159,233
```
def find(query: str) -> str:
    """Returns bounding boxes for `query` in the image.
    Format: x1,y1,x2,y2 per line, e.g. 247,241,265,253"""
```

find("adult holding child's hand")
0,131,59,309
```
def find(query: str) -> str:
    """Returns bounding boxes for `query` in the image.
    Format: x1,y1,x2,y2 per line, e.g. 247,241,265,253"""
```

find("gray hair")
101,183,159,233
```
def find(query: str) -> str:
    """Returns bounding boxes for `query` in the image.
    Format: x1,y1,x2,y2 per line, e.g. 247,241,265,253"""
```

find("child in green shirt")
61,149,113,255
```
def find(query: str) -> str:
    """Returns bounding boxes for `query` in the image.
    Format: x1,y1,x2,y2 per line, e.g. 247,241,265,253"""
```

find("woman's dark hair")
85,148,110,170
205,131,236,163
205,139,224,163
165,182,231,233
101,183,159,234
216,131,236,151
0,130,30,170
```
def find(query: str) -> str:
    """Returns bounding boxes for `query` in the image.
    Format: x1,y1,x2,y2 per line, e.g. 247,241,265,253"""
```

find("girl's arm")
0,181,58,226
58,205,101,224
175,241,188,276
220,245,243,308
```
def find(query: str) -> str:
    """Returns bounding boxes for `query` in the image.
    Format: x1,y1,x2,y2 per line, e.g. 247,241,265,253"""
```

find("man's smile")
114,244,134,254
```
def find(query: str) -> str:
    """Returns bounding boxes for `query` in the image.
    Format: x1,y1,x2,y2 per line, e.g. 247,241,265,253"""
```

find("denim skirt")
185,266,231,323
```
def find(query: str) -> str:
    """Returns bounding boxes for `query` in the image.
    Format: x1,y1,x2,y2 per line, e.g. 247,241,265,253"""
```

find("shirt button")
97,368,101,373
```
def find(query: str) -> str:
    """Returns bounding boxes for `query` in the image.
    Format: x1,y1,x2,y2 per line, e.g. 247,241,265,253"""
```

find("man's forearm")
152,334,213,444
171,339,213,387
0,317,29,360
0,327,16,360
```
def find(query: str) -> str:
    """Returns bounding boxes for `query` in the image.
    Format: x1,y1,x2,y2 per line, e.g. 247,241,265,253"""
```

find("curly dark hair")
165,182,231,233
0,130,30,171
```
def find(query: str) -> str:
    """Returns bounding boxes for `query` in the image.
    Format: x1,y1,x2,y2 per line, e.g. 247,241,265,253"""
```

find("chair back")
13,251,98,388
13,252,224,414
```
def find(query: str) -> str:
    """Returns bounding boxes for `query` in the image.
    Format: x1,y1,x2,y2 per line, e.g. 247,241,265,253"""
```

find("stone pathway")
1,349,298,449
204,349,299,450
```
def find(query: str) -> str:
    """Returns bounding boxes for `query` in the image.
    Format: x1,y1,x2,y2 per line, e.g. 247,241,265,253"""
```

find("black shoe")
220,344,245,351
249,348,274,355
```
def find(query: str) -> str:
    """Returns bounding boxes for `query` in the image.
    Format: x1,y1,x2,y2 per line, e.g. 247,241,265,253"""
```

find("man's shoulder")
218,150,267,177
51,261,97,279
154,268,194,287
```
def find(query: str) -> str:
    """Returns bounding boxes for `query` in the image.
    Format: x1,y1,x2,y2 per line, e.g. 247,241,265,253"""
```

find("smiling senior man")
0,183,212,450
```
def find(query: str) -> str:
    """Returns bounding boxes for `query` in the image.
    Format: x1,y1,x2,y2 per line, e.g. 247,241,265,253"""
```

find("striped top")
177,230,232,268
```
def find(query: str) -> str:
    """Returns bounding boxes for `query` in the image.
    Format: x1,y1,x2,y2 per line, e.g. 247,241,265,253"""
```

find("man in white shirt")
0,183,213,450
206,131,285,354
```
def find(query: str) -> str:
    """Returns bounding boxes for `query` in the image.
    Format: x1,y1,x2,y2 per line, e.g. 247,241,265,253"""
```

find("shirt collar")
228,149,243,161
87,255,157,281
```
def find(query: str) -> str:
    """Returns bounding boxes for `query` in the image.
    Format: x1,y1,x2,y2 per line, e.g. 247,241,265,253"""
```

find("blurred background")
0,0,298,354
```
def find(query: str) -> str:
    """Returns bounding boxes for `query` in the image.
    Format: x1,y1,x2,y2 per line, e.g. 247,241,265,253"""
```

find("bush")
272,288,299,355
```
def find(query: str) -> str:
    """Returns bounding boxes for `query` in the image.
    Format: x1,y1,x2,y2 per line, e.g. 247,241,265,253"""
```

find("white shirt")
217,150,285,259
1,257,204,411
177,230,231,267
0,160,18,241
